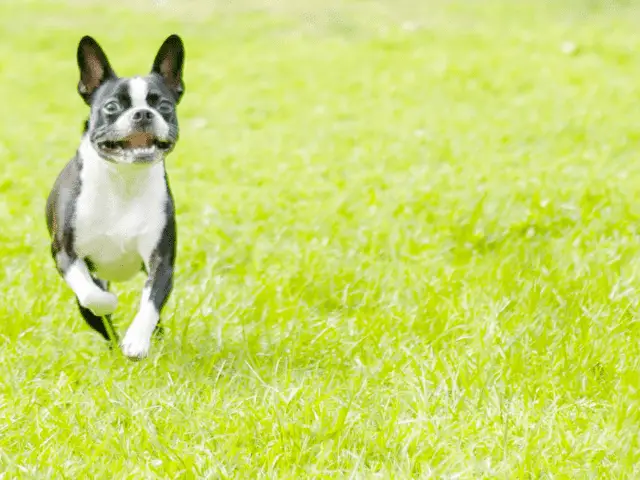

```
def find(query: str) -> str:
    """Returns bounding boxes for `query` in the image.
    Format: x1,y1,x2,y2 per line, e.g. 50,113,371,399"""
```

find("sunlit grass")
1,0,640,477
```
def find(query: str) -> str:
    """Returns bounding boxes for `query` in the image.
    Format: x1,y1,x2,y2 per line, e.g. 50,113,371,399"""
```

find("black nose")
132,109,154,124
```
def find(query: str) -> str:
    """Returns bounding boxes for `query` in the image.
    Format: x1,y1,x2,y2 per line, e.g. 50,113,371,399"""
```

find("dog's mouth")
97,132,174,156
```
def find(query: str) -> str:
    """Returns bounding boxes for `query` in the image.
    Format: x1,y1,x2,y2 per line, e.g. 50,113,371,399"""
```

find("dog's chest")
74,161,168,282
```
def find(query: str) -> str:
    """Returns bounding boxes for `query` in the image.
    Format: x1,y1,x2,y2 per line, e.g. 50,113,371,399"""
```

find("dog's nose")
132,109,154,124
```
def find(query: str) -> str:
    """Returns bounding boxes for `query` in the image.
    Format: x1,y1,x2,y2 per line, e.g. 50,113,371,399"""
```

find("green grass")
2,0,640,476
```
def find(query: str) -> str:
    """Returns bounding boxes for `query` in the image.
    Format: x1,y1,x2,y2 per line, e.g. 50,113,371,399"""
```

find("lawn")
1,0,640,477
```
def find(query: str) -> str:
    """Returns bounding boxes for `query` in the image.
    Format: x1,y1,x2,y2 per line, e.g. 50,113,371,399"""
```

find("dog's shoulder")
45,153,82,237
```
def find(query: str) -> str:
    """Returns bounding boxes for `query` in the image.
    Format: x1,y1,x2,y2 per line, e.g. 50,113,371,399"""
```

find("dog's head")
77,35,185,165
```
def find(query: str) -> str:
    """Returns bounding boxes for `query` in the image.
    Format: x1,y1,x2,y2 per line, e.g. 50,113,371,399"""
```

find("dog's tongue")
126,132,153,148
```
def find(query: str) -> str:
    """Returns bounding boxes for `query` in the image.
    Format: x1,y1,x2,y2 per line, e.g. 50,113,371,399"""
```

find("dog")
45,34,185,359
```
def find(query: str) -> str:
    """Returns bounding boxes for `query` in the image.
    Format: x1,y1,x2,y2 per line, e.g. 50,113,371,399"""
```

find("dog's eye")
103,101,122,115
103,101,121,114
158,101,174,114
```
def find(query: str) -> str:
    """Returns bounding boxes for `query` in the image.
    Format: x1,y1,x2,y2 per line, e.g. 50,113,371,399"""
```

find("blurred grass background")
2,0,640,477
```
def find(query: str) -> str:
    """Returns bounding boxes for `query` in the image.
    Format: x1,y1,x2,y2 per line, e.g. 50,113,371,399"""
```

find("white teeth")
131,146,156,156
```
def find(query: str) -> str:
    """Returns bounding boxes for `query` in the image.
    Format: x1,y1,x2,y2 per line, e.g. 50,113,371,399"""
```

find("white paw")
120,327,151,360
79,289,118,316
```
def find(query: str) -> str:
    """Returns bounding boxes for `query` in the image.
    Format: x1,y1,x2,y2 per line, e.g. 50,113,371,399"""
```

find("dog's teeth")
131,146,155,156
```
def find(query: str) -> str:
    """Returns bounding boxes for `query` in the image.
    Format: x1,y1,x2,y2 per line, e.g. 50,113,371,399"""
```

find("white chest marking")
74,138,168,282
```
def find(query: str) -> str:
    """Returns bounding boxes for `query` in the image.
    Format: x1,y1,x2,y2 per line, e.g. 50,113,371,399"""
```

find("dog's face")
77,35,185,165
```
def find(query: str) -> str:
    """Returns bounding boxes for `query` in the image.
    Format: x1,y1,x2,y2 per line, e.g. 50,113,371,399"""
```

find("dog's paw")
120,327,151,360
79,289,118,316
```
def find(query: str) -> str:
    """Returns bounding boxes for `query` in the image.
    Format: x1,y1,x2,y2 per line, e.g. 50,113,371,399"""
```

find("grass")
2,0,640,476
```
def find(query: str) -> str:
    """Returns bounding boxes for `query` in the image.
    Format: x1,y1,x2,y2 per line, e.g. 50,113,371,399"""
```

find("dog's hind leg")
76,302,116,343
75,276,118,344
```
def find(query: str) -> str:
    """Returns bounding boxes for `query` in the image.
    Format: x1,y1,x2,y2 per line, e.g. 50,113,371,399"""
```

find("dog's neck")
78,135,165,197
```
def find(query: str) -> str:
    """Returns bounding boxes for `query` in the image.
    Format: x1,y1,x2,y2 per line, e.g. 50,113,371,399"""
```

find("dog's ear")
77,36,116,105
151,34,185,103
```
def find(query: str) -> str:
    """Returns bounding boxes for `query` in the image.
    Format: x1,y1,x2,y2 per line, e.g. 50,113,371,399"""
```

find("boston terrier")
45,35,185,359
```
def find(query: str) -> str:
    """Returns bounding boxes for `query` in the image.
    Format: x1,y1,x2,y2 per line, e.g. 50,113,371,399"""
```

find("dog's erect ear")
77,36,116,105
151,34,185,103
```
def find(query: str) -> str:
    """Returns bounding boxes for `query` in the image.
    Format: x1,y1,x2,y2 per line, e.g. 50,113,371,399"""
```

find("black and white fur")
45,35,185,359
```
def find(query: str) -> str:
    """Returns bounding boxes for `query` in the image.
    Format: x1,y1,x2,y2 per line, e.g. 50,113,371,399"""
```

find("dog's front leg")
54,247,118,317
120,253,174,360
